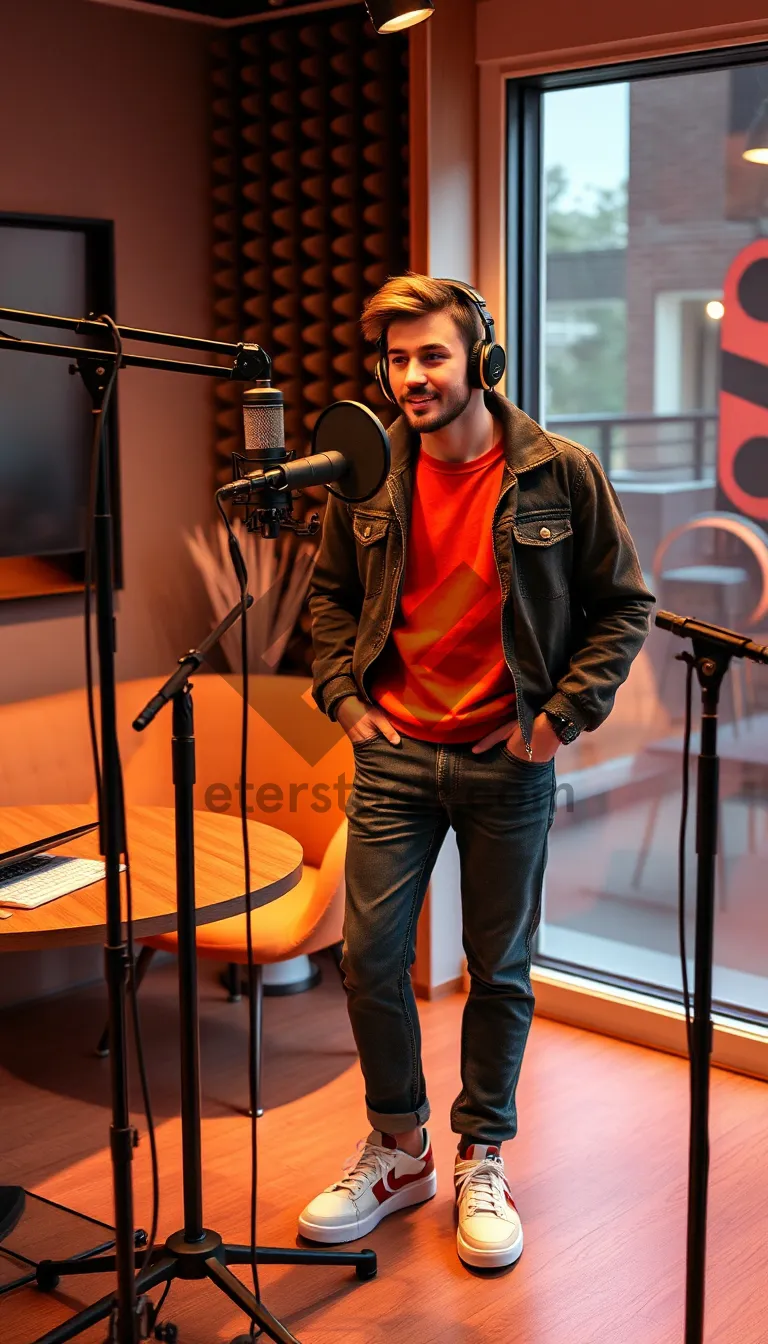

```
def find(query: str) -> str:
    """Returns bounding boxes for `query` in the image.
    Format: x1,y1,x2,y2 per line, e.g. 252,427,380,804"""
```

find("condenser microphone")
241,382,286,468
220,400,390,504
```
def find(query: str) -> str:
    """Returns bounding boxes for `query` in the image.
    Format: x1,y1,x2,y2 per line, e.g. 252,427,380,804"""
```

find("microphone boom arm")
0,304,271,381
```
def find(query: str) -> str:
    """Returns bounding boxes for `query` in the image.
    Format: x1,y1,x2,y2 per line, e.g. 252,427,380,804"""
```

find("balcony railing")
545,411,718,482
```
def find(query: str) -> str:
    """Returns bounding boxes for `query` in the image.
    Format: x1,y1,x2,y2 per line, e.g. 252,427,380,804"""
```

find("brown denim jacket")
307,394,655,754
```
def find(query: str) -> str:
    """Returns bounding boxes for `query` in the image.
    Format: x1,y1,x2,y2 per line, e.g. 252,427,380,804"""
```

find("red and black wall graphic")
719,239,768,523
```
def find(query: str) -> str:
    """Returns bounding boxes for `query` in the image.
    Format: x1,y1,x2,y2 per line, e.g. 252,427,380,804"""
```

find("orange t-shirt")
369,439,516,744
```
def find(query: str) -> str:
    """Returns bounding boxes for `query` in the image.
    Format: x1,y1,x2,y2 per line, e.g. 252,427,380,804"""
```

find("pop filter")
311,400,390,503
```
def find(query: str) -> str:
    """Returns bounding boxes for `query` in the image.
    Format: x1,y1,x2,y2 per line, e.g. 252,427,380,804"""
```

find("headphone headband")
432,277,496,346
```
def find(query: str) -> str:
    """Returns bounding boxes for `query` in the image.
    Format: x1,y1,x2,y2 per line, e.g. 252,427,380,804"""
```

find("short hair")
360,272,483,355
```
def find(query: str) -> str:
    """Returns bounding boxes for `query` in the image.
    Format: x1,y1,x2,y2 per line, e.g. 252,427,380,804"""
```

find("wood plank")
1,956,767,1342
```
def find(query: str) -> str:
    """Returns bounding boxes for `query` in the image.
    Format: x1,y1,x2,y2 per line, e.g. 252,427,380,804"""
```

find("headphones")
373,278,507,405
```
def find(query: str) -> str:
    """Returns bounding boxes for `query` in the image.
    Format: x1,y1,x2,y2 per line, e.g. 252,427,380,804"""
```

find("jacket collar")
387,393,560,479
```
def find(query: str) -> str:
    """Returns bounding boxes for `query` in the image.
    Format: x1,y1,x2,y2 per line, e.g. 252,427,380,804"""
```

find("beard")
399,381,472,434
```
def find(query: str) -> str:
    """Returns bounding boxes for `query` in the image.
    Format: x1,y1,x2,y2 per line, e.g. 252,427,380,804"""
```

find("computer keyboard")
0,854,53,883
0,854,119,909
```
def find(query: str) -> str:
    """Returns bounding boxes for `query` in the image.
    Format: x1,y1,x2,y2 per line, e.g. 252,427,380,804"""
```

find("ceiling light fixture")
365,0,435,34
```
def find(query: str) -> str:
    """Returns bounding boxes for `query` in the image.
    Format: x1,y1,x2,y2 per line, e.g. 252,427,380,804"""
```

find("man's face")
385,310,473,433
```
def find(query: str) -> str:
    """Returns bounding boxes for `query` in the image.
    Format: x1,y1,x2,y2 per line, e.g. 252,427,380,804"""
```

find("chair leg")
631,794,663,890
95,945,156,1057
748,789,757,855
744,660,756,724
247,962,264,1119
223,961,242,1003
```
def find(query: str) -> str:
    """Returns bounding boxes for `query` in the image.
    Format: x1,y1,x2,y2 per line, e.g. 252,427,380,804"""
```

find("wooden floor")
2,952,767,1344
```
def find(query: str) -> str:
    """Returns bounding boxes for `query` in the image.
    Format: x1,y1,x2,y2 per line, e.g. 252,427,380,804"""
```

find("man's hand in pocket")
471,713,559,762
337,696,401,746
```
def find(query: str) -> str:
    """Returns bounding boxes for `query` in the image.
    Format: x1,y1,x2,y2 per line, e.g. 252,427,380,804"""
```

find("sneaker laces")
455,1155,509,1218
330,1140,394,1198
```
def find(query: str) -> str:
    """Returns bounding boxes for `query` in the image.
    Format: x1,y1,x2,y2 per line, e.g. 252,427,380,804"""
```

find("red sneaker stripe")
371,1157,433,1204
371,1178,389,1204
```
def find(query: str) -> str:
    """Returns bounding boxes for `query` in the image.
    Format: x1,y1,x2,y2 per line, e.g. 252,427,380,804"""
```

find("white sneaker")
297,1129,436,1244
455,1144,523,1269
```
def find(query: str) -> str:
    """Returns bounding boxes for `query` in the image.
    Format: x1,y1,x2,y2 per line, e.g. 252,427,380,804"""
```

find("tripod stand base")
34,1227,377,1344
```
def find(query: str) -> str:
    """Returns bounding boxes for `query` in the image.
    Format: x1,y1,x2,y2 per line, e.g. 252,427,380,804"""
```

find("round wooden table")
0,804,304,950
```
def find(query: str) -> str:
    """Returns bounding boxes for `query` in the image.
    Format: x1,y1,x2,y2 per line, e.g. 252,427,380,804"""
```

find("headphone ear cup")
374,356,396,405
481,341,507,390
467,340,485,390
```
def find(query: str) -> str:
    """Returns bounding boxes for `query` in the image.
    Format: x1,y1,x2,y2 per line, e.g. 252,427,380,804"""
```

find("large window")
508,52,768,1023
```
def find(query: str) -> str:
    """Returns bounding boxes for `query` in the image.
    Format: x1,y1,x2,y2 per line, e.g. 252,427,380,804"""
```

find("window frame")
505,43,768,1053
506,41,768,412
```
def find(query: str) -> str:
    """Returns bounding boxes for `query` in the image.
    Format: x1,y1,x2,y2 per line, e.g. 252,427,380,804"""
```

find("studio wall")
476,0,768,74
408,0,478,284
0,0,213,1005
0,0,214,709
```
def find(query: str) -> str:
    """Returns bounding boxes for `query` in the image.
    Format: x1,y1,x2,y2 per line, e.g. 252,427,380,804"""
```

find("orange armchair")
100,672,354,1110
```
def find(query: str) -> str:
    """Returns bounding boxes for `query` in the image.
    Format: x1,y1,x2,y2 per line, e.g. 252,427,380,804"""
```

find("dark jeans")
340,731,557,1147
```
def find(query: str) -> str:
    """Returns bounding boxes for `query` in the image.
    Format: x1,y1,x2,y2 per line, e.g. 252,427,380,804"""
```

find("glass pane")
538,67,768,1021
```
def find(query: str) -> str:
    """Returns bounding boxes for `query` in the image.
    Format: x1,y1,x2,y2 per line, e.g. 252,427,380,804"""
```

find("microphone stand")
2,306,387,1343
0,308,270,1344
0,307,287,1344
35,598,376,1344
654,610,768,1344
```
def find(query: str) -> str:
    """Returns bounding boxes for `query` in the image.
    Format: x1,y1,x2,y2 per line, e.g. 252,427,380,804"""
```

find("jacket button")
539,526,551,539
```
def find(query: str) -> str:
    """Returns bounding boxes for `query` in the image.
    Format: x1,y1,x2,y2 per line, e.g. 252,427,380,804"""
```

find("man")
299,274,653,1269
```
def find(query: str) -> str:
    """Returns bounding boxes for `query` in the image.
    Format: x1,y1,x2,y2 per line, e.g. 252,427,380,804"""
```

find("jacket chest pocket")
511,512,573,601
353,513,391,599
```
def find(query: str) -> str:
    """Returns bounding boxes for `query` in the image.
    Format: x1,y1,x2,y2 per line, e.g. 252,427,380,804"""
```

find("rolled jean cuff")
366,1099,431,1133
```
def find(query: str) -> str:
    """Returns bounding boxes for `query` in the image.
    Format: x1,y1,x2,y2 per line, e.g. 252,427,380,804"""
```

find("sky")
543,82,629,209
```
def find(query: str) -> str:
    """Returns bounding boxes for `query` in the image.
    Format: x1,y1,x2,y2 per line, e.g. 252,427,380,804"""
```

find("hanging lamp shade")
364,0,435,33
743,98,768,164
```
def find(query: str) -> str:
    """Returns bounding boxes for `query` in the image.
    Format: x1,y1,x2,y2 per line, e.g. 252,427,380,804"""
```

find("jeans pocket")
500,742,553,769
352,731,382,750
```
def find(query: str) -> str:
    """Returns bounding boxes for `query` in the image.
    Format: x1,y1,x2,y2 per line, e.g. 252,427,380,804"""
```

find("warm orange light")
378,7,434,30
365,0,434,34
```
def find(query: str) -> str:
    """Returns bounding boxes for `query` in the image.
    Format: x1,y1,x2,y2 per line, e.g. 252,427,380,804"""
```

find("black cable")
155,1279,171,1315
678,652,696,1059
215,493,263,1332
151,1276,173,1329
83,315,160,1281
83,366,105,807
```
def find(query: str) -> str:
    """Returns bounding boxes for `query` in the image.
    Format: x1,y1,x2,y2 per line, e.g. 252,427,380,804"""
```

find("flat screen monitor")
0,213,119,600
